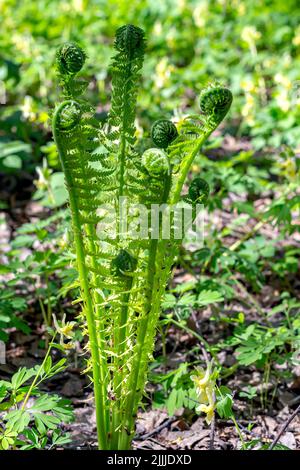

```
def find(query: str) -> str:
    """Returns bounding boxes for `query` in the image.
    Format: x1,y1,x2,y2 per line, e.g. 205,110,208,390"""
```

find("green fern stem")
110,275,133,449
84,223,110,434
118,172,172,449
52,102,108,450
119,128,215,448
74,137,110,435
118,242,158,449
119,240,175,449
110,37,145,446
170,130,212,204
109,58,135,448
118,61,132,198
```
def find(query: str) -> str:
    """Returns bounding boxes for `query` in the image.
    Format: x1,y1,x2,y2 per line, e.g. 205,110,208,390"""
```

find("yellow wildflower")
279,157,297,181
53,314,76,349
155,58,174,89
240,78,257,94
293,26,300,46
21,96,36,122
198,403,215,424
241,26,261,45
274,89,290,112
237,2,246,16
193,2,209,28
274,73,292,90
241,93,255,126
191,362,216,424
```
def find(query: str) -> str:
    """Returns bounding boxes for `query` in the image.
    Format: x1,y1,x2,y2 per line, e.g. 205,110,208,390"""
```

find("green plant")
0,336,74,450
150,362,199,415
0,289,30,342
0,209,76,340
51,24,232,450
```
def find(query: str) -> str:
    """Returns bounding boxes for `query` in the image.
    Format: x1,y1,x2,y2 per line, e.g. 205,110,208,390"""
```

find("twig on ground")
269,403,300,450
237,422,257,437
232,276,266,319
229,220,265,252
135,417,176,441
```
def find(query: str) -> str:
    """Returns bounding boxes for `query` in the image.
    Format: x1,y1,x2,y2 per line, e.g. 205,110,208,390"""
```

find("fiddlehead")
114,24,145,58
54,100,81,131
151,119,178,149
105,25,146,200
141,148,169,176
187,177,210,205
169,83,232,203
199,84,233,129
56,42,88,99
107,24,145,149
53,42,120,449
119,86,232,449
56,42,86,75
111,249,137,278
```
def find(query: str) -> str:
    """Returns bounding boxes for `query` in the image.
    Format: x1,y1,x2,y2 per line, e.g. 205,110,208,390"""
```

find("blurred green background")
1,0,300,192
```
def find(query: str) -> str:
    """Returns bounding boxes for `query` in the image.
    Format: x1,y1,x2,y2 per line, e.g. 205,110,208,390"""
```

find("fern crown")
56,42,86,75
199,84,233,127
111,250,137,278
188,177,210,205
142,148,169,176
55,100,81,131
151,119,178,148
114,24,145,58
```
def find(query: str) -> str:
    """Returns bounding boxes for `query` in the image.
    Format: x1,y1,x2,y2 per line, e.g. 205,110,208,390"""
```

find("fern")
52,25,232,450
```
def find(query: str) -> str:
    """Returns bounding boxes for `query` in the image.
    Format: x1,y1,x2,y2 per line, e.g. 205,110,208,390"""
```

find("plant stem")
111,277,133,449
117,59,132,199
38,298,48,328
229,220,265,252
119,236,159,449
119,131,214,448
209,412,216,450
168,317,219,363
21,333,57,411
118,174,172,449
110,57,137,449
66,177,108,450
231,414,246,449
170,131,211,204
53,106,108,449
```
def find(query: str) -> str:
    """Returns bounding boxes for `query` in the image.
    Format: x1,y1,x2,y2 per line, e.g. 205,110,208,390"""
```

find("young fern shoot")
52,24,232,450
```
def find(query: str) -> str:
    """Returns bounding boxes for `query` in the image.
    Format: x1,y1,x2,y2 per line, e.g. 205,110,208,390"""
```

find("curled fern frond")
111,249,137,277
114,24,145,58
107,24,146,200
151,119,178,148
188,177,210,205
54,100,82,131
141,148,169,176
56,42,86,75
199,84,233,128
